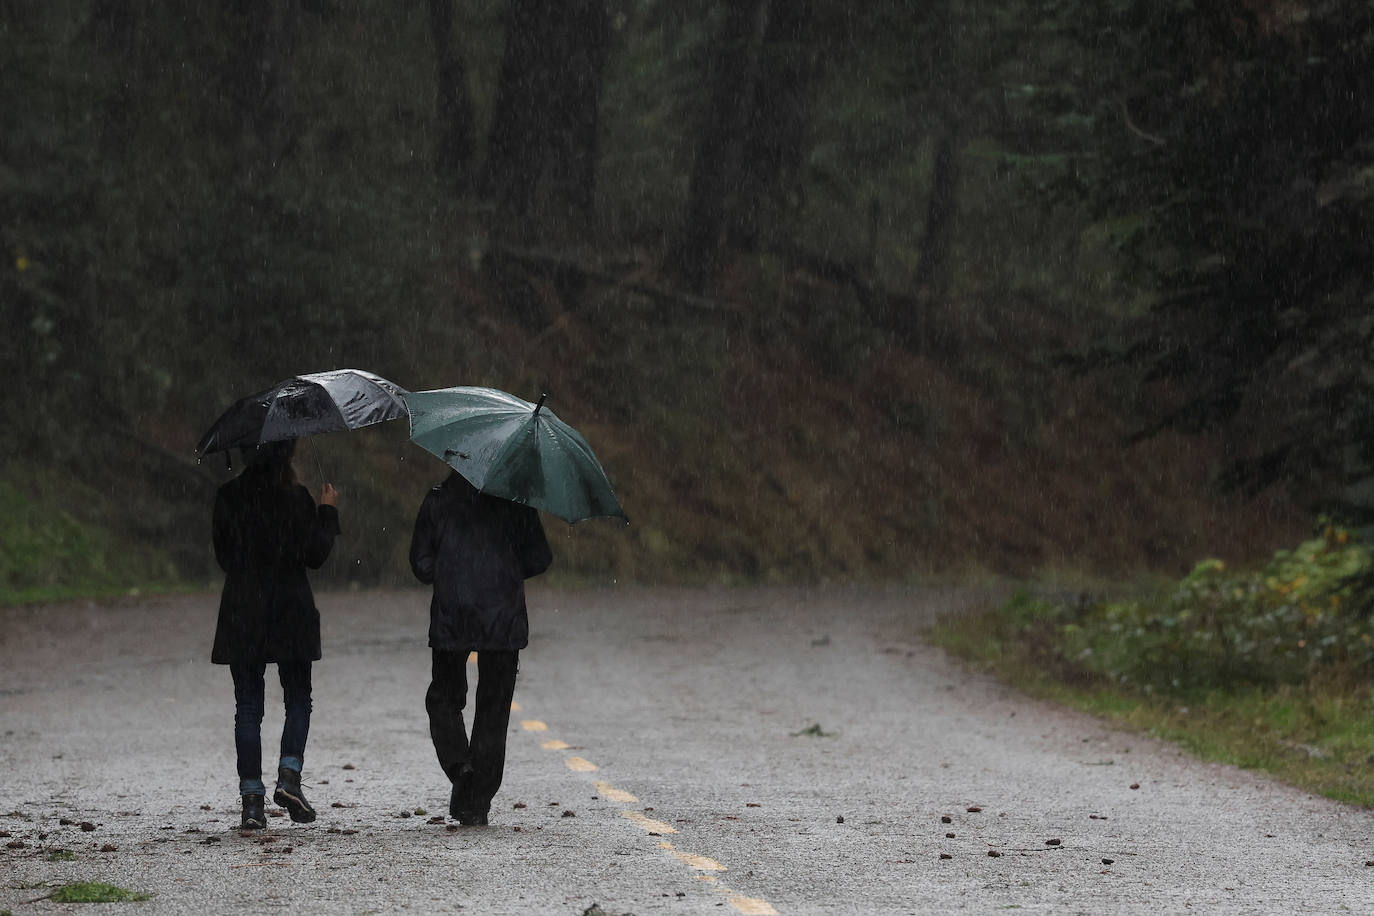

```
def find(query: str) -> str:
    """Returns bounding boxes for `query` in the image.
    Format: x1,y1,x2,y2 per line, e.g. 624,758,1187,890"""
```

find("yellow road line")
622,811,676,834
728,896,779,915
519,706,780,914
656,841,727,872
594,780,638,803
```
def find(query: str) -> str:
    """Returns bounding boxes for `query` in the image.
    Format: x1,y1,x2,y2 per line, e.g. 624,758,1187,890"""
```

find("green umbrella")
405,386,627,524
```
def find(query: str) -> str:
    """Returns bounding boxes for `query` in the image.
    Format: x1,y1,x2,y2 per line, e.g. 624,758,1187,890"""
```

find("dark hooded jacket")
409,472,552,651
210,464,340,665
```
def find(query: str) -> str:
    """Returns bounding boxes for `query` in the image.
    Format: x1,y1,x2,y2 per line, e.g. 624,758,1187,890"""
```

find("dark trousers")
426,649,519,814
230,661,312,796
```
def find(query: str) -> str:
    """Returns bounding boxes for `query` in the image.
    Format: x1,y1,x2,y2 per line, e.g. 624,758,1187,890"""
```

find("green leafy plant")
928,529,1374,806
1063,525,1374,690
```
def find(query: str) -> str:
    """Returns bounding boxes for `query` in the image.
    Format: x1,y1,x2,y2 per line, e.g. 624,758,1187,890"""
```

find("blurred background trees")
1,0,1366,596
1051,0,1374,515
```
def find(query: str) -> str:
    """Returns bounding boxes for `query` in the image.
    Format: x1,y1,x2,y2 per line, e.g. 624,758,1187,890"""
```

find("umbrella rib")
479,415,540,499
261,387,349,442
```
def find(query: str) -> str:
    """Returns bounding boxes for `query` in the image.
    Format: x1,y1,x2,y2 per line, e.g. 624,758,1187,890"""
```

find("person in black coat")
409,471,552,826
211,439,340,829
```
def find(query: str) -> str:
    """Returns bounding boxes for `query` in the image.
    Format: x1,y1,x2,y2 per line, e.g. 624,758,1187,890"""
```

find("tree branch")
1116,98,1166,146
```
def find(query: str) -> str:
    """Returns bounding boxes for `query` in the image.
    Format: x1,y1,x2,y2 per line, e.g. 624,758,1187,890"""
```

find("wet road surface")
2,587,1371,914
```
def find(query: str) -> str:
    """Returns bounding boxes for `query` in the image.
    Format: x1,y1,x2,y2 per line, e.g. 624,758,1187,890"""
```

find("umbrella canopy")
405,386,626,524
196,369,408,457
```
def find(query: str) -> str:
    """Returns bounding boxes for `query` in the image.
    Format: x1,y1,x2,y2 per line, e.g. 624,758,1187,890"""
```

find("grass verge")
928,591,1374,807
49,882,151,903
0,467,187,606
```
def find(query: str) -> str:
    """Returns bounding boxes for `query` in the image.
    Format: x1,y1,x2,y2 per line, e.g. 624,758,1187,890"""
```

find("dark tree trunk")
224,0,301,183
486,0,548,233
546,0,609,228
674,0,772,294
486,0,608,241
88,0,140,160
732,0,822,252
912,122,962,306
428,0,475,191
906,0,964,352
89,0,136,54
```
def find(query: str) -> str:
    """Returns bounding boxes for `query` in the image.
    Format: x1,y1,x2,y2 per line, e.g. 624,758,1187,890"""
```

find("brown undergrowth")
344,255,1308,585
23,255,1308,599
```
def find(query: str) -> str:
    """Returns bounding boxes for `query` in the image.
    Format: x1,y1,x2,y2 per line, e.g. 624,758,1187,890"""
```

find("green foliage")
1065,526,1374,690
930,548,1374,806
0,467,181,604
935,524,1374,695
49,882,151,903
1046,0,1374,503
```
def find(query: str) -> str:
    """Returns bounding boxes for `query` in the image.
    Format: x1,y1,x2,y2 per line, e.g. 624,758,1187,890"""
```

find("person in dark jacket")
409,471,552,826
211,439,340,830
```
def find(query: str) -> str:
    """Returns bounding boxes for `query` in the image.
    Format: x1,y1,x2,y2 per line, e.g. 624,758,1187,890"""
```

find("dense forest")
4,0,1371,598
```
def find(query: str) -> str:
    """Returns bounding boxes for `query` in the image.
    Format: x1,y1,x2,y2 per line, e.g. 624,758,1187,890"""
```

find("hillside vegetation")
4,267,1303,598
6,1,1345,600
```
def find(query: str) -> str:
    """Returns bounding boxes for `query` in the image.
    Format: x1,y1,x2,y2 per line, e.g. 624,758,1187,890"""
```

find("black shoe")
241,794,266,830
273,767,316,824
448,762,476,821
454,809,488,827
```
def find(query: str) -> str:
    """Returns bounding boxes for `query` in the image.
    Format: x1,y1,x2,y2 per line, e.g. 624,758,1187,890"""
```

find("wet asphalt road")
2,586,1372,915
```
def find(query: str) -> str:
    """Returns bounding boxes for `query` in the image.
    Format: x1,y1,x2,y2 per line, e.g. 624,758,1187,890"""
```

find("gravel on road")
1,586,1371,915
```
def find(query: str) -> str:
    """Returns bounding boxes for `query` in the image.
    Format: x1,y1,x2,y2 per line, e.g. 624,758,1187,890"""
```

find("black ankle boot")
448,762,476,821
273,767,316,823
241,794,266,830
454,808,488,827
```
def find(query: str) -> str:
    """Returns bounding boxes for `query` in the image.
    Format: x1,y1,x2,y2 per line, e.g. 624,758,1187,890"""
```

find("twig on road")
228,862,293,868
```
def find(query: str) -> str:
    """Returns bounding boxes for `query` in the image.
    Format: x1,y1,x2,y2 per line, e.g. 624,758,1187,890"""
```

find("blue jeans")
230,661,312,797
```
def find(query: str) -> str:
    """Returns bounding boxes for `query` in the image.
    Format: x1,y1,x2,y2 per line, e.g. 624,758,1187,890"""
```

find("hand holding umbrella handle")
319,483,339,507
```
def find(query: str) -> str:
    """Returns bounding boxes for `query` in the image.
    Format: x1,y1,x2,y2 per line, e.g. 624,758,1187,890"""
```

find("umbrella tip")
533,392,548,416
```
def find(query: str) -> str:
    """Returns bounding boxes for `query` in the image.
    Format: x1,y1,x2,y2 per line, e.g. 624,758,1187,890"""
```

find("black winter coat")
210,468,340,665
409,473,552,651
